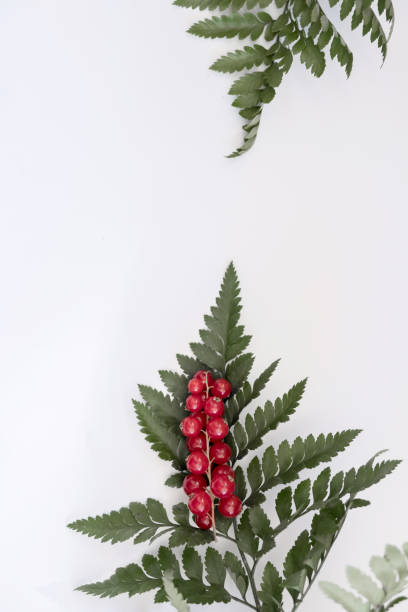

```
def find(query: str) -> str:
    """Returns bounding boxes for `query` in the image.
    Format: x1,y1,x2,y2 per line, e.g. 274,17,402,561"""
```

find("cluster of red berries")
180,370,242,532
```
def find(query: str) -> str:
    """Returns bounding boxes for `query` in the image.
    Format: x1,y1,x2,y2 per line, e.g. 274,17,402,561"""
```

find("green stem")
291,501,353,612
216,532,238,545
233,520,261,612
230,595,258,610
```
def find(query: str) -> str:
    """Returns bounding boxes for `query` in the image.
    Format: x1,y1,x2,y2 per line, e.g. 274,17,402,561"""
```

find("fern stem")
233,519,261,612
230,595,258,610
291,499,354,612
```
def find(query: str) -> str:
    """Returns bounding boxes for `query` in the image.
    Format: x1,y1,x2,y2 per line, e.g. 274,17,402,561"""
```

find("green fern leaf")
259,561,284,608
188,13,269,41
137,385,185,424
237,509,260,558
134,401,187,469
176,353,206,377
224,551,248,598
159,370,188,403
245,429,361,505
76,562,162,598
67,502,154,544
211,44,272,73
232,379,307,461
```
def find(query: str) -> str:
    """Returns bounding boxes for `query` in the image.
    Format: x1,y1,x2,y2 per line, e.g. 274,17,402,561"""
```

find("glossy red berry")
187,433,207,452
218,495,242,518
183,474,207,496
212,465,235,480
212,378,232,399
186,394,205,414
207,417,229,441
194,370,214,388
180,416,202,437
188,378,205,394
204,396,225,418
188,490,212,515
186,450,209,474
211,474,235,499
195,513,212,530
192,411,205,430
209,441,232,464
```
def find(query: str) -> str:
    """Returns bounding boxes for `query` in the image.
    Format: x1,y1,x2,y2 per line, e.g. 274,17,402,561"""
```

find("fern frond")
211,44,272,73
68,500,213,547
188,12,271,41
190,261,250,373
231,379,307,461
171,0,394,155
226,359,280,426
174,0,274,9
244,429,361,505
134,401,187,469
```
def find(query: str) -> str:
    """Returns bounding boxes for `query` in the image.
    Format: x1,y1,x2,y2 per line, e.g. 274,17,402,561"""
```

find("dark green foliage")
133,400,187,470
231,379,307,460
70,263,401,611
68,500,212,547
172,0,395,156
244,429,362,505
78,544,232,603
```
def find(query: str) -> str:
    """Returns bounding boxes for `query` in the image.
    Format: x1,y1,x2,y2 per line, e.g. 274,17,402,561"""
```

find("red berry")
187,433,207,452
207,417,229,441
180,416,202,437
212,378,232,399
194,370,214,388
183,474,207,496
188,378,205,394
188,490,212,515
194,411,206,430
211,474,235,499
209,441,231,464
186,394,205,413
204,396,225,418
195,513,212,530
218,495,242,518
186,450,209,474
212,465,234,480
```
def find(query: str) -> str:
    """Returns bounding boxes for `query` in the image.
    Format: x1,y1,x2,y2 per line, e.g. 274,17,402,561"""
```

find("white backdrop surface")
1,1,407,611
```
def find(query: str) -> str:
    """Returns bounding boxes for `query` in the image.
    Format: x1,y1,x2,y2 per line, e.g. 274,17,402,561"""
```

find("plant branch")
291,499,354,612
230,595,258,610
233,520,261,612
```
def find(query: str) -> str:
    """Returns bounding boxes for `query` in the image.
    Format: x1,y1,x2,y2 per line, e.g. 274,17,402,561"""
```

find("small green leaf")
237,509,259,557
224,551,248,598
166,473,187,488
275,487,292,522
247,456,263,493
312,467,331,503
205,548,226,586
159,547,182,579
294,479,311,511
182,547,203,582
259,561,283,607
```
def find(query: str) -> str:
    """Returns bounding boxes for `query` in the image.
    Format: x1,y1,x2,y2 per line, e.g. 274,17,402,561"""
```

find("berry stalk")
203,374,217,542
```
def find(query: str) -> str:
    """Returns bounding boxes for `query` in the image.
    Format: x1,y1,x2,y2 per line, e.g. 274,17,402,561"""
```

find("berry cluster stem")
204,375,217,542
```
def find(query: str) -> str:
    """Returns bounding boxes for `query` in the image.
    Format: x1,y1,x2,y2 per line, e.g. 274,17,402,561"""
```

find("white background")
1,1,407,611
